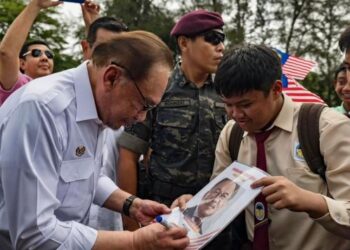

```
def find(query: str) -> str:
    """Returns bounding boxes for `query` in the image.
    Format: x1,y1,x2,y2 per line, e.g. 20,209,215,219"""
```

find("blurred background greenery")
1,0,349,106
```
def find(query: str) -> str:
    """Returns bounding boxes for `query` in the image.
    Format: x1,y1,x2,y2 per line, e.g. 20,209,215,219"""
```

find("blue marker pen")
156,215,174,229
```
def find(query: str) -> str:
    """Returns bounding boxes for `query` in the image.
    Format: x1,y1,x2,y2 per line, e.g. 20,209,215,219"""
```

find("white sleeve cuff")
94,175,118,206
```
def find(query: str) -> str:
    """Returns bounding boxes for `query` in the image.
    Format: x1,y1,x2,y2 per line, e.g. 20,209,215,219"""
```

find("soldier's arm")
117,112,153,230
117,146,142,231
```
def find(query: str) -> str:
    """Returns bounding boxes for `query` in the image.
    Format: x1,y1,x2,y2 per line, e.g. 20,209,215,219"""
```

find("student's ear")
80,39,91,61
103,65,122,91
272,80,283,96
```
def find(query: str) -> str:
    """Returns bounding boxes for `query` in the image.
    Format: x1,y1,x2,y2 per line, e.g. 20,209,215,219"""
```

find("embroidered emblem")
255,202,265,221
294,142,305,161
75,146,86,157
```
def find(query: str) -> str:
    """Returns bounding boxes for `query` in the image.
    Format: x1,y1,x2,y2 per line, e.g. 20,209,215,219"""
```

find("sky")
60,1,82,18
59,1,84,53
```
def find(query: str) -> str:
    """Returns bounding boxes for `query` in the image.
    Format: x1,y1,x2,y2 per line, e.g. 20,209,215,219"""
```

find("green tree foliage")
250,0,350,105
2,0,344,104
0,0,80,72
172,0,350,105
103,0,176,50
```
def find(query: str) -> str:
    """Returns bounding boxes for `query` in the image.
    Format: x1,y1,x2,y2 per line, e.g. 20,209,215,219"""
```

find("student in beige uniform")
175,44,350,250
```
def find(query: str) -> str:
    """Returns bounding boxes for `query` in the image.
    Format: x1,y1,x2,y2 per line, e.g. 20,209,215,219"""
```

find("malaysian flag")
275,49,325,104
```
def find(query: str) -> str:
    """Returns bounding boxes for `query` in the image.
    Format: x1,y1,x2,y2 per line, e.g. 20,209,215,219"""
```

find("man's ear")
178,36,189,52
19,58,26,73
80,39,91,61
103,65,122,91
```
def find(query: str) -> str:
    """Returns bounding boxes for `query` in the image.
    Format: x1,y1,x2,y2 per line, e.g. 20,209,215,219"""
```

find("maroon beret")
170,9,224,37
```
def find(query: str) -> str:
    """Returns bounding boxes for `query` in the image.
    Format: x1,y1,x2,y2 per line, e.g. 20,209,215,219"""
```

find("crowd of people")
0,0,349,249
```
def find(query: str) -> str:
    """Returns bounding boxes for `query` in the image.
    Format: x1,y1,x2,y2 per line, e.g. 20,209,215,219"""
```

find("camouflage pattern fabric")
118,63,227,205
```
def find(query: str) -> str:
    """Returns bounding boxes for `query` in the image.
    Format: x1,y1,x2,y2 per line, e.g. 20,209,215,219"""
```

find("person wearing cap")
116,9,238,249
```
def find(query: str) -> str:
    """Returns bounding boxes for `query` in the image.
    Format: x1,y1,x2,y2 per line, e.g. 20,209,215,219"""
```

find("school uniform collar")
272,93,295,133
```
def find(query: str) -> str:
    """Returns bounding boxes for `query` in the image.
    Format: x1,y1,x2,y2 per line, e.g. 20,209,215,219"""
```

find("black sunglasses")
22,49,54,59
202,30,225,46
111,62,156,112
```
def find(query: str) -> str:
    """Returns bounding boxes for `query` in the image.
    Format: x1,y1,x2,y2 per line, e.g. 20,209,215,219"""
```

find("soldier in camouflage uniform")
120,64,227,203
117,11,236,248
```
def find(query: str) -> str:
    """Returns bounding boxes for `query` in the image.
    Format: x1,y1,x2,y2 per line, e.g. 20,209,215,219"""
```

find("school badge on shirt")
75,145,86,157
255,202,265,221
293,142,305,161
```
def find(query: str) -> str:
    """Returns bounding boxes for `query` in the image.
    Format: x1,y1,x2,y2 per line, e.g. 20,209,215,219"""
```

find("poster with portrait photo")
160,161,269,250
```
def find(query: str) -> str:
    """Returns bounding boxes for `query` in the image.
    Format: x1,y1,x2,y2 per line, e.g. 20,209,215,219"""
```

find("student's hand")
170,194,193,211
130,198,171,226
33,0,62,9
133,223,189,250
251,176,328,217
81,0,100,28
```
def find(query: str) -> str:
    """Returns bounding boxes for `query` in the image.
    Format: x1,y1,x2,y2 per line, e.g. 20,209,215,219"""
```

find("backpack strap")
229,122,244,161
297,103,327,182
227,122,249,249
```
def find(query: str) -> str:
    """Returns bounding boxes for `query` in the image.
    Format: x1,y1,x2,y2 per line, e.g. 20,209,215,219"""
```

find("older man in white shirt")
0,31,189,250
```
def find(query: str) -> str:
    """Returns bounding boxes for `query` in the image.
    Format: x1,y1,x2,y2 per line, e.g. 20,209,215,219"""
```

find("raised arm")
81,0,100,36
0,0,60,90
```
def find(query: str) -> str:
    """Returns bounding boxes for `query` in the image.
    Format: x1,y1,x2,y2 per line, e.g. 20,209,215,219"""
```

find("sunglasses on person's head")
22,49,54,59
202,30,225,46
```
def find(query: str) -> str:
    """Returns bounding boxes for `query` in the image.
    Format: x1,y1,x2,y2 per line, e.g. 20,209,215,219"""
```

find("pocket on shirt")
58,157,94,208
156,105,194,129
214,102,227,129
286,167,327,194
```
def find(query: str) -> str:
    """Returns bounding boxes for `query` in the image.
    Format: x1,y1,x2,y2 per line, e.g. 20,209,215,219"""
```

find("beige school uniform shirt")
213,95,350,250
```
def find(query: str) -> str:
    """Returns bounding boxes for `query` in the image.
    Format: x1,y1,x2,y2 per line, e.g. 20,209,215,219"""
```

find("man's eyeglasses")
202,30,225,46
111,62,156,112
22,49,54,59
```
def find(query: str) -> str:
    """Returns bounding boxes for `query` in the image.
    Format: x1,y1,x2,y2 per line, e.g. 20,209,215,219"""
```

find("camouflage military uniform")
118,63,227,205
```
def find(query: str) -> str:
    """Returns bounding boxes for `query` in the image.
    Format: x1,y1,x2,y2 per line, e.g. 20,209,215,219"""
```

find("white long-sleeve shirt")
0,62,118,249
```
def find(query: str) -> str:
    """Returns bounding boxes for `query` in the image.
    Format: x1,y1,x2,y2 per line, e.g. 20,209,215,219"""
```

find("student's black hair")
19,40,50,59
87,16,128,47
214,44,282,98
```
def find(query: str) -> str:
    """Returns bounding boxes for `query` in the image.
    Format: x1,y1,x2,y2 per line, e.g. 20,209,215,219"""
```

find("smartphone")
62,0,85,3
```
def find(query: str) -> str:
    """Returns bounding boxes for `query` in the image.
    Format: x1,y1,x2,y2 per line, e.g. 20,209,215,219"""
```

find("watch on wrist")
122,195,137,216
